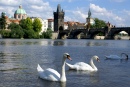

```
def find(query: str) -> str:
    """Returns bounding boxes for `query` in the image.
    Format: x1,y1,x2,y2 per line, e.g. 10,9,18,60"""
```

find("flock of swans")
37,52,128,82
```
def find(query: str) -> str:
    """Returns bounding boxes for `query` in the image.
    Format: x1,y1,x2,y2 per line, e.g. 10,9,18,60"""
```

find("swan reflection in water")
38,79,66,87
60,82,66,87
66,70,100,85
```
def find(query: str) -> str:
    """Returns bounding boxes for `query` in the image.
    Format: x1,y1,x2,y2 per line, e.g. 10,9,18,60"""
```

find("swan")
66,55,99,71
37,53,72,82
105,53,128,60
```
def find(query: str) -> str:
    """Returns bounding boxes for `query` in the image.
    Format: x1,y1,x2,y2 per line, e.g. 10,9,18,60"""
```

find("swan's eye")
67,55,70,58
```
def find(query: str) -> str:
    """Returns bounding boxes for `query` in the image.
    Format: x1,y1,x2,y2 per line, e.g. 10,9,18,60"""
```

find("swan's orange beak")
67,55,72,61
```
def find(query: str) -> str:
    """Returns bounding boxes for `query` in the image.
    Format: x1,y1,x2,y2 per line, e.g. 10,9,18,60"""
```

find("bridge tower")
53,4,65,32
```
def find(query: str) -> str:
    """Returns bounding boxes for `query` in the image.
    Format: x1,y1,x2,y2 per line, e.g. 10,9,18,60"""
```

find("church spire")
88,8,91,18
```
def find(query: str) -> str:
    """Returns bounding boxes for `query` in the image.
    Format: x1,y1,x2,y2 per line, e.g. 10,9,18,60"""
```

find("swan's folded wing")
105,55,121,59
43,68,60,81
37,64,60,81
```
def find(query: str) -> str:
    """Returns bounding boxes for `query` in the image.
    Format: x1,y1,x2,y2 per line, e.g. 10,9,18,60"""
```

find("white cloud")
72,10,87,22
0,0,20,6
64,7,87,22
90,4,107,13
90,3,125,26
124,10,130,16
0,0,53,19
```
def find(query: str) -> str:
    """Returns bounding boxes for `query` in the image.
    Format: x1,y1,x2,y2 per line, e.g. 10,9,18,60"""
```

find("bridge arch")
73,30,86,39
90,31,105,39
59,26,64,31
111,30,129,39
58,29,69,39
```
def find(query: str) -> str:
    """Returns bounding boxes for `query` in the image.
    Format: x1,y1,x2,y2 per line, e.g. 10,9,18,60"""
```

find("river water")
0,39,130,87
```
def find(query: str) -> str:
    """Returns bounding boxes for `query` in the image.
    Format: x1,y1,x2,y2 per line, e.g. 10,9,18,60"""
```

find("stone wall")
94,36,105,39
51,32,58,39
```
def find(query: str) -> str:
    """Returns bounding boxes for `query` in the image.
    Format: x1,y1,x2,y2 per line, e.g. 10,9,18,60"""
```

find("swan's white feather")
37,64,60,81
37,53,71,82
105,55,122,59
66,62,93,71
66,56,99,71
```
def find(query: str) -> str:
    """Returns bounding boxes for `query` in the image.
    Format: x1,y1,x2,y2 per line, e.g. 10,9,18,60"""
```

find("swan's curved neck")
90,58,97,71
60,57,66,82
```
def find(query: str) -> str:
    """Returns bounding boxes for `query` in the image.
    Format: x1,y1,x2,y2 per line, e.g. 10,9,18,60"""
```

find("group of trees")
90,18,107,36
90,18,107,29
0,12,52,39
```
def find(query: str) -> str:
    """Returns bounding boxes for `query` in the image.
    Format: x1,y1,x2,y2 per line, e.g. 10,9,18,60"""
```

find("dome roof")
15,5,26,14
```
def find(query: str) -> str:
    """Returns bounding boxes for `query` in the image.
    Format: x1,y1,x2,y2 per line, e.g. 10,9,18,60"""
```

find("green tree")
8,23,24,38
33,18,42,33
0,12,6,29
25,17,33,30
20,17,37,38
8,22,21,30
24,29,36,39
19,19,26,29
41,28,52,39
0,29,10,38
20,17,33,30
91,18,107,28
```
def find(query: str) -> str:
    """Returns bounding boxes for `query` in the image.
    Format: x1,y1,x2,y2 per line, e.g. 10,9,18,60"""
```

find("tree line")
0,12,52,39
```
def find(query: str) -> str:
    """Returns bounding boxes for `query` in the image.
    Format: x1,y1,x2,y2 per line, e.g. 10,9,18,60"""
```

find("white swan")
37,53,72,82
66,55,99,71
105,53,128,60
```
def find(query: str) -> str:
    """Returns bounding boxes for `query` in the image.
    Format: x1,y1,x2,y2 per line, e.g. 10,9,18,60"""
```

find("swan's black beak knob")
67,55,72,61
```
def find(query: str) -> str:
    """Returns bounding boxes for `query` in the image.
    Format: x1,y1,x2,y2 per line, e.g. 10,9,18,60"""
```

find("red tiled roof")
5,16,20,24
48,19,54,22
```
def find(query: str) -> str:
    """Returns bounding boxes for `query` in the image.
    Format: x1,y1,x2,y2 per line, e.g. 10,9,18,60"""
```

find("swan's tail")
104,55,108,59
37,64,44,73
65,62,74,69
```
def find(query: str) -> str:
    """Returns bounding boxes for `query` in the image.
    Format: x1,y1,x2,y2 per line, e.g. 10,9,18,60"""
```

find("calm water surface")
0,39,130,87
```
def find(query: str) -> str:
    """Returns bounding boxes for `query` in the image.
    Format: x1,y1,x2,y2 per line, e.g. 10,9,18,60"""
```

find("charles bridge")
57,27,130,39
52,4,130,40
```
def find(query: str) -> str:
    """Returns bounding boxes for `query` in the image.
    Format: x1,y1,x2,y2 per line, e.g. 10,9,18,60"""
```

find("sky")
0,0,130,27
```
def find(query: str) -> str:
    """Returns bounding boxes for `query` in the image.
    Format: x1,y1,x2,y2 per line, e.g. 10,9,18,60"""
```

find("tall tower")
86,8,91,29
53,4,65,32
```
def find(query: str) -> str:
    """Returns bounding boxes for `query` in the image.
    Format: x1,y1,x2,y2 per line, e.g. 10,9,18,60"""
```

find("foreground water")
0,39,130,87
